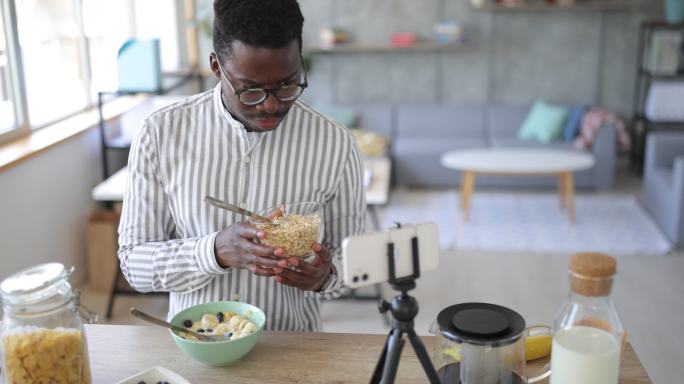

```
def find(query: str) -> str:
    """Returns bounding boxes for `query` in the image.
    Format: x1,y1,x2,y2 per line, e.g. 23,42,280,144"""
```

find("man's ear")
209,53,221,79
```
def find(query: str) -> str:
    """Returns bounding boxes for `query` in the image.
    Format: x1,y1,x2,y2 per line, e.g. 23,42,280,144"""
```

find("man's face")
210,39,302,132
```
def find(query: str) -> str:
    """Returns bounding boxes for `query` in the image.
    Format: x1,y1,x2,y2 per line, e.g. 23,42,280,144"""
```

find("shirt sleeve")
117,122,227,294
307,135,367,299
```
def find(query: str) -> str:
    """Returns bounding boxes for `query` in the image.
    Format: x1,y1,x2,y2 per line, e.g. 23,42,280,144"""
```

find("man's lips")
254,117,281,129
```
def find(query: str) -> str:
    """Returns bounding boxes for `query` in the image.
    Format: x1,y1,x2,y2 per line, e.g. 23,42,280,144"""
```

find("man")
118,0,366,331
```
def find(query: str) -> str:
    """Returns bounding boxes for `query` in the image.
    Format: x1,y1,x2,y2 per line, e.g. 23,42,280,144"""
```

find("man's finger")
240,239,278,258
274,267,311,285
275,274,306,290
289,259,320,277
312,243,332,264
248,263,276,277
264,206,284,220
246,253,280,268
236,223,262,239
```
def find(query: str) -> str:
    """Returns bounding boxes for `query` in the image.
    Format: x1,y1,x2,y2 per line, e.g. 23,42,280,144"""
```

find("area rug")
374,189,673,256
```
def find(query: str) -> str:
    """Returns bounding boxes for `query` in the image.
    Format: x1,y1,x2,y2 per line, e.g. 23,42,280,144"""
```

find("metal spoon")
130,308,230,342
204,196,284,224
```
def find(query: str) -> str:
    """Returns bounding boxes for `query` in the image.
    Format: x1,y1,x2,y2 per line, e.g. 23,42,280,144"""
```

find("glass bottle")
550,252,625,384
1,263,97,383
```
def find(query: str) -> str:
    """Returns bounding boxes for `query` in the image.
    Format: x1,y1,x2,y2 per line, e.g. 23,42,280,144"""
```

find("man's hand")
273,243,332,291
214,222,286,276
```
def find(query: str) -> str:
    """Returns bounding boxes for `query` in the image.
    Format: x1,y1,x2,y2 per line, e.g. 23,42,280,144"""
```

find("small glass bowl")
252,202,324,258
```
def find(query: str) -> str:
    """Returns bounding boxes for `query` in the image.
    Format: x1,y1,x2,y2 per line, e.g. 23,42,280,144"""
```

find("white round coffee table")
440,148,595,222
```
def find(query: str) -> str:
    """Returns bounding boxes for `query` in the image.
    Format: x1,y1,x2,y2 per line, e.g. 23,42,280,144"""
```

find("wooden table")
440,149,595,223
79,324,651,383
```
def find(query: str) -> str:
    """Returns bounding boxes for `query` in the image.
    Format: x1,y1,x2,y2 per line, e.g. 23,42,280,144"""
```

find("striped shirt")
117,83,366,331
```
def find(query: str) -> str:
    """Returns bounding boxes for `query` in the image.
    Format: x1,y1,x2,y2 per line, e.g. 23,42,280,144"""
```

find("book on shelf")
646,31,683,75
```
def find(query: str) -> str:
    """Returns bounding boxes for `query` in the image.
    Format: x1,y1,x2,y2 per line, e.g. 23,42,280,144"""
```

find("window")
0,2,16,133
17,0,88,127
133,0,183,72
82,0,131,95
0,0,186,144
83,0,184,95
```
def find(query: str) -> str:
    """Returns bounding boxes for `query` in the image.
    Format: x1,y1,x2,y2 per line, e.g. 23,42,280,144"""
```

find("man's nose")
258,93,280,114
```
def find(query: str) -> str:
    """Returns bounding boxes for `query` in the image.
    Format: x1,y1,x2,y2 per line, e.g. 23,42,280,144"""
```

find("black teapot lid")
437,303,525,346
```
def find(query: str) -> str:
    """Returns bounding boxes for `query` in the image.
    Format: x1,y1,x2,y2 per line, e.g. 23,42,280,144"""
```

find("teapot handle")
526,325,552,384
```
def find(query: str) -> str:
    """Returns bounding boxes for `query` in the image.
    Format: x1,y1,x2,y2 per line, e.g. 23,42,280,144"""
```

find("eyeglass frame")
213,52,309,106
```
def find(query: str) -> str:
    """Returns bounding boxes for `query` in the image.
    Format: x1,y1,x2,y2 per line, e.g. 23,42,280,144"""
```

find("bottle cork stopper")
569,253,616,296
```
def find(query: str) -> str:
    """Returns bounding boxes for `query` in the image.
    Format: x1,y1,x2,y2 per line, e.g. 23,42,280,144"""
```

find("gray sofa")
643,132,684,248
351,104,616,189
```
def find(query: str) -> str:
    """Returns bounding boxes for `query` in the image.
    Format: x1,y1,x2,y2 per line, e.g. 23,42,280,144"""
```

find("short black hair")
213,0,304,59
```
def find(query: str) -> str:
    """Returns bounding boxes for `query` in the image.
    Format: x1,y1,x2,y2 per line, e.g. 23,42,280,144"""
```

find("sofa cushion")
394,137,487,155
517,101,569,143
313,102,358,127
487,105,531,144
397,105,486,141
355,105,394,138
489,138,575,150
652,166,674,191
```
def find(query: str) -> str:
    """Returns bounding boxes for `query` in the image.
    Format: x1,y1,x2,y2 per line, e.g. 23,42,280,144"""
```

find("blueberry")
197,328,205,333
217,312,224,323
183,319,193,328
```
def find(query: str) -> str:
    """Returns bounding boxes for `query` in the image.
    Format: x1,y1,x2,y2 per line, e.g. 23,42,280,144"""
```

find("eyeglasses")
214,53,308,106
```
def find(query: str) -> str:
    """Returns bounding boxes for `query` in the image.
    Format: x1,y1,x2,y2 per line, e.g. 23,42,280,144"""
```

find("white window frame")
0,0,187,145
0,0,29,143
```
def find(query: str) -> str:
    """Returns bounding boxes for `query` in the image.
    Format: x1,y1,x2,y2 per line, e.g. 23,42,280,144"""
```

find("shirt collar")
213,83,261,149
213,82,244,131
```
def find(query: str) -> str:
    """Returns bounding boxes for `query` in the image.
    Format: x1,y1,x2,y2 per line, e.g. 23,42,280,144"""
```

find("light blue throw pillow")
517,101,570,143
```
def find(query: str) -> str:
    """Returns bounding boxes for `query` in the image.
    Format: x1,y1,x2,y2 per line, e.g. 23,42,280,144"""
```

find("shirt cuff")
304,252,344,299
322,255,343,292
195,231,227,275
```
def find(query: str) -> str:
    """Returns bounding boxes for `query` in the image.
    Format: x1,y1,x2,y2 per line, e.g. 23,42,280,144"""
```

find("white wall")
0,128,104,283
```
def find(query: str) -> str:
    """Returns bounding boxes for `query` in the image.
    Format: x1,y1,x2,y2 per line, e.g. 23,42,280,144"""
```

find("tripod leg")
370,331,391,384
407,330,441,384
380,329,405,384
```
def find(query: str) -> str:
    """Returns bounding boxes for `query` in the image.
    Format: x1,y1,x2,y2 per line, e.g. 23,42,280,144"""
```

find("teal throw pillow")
517,101,570,143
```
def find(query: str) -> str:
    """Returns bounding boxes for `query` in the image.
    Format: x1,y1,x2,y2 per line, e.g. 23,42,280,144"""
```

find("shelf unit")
470,0,656,12
97,70,203,179
305,42,469,55
631,21,684,171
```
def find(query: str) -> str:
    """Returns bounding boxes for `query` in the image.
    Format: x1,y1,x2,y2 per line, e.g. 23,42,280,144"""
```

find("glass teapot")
430,303,550,384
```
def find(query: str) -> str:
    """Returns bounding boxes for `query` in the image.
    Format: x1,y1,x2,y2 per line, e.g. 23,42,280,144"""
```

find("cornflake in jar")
255,213,321,257
2,326,91,384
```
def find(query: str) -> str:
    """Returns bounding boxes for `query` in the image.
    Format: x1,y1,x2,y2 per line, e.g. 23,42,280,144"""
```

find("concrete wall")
196,0,661,117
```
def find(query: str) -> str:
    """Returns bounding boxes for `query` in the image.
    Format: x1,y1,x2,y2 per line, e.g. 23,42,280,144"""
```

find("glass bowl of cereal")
169,301,265,366
253,201,324,258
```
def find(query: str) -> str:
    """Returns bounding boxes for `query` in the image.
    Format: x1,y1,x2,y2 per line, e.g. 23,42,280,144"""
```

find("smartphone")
341,222,440,289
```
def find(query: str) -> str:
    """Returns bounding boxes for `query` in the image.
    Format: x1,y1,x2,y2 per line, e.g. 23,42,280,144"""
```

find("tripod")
370,236,441,384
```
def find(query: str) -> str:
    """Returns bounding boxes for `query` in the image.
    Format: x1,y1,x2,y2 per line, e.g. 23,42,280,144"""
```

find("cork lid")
569,253,616,296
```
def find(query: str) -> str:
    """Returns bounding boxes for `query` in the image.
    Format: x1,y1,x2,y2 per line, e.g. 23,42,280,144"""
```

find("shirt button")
243,156,251,164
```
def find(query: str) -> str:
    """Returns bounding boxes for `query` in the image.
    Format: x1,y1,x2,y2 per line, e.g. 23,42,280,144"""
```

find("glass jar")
550,253,625,384
1,263,96,384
